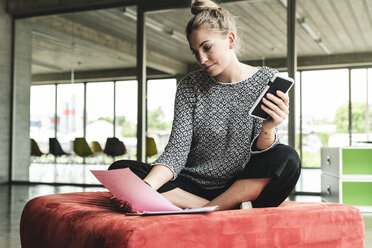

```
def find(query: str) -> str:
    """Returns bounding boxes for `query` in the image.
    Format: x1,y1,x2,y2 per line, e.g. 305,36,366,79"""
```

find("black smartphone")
249,74,294,120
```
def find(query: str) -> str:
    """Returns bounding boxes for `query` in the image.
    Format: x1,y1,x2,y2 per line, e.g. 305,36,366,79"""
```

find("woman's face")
188,25,235,78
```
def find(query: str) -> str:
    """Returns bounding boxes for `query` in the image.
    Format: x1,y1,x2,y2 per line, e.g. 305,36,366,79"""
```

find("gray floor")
0,184,371,248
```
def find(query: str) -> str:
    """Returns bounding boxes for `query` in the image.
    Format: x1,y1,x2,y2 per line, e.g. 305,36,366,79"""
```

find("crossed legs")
162,145,301,210
108,144,301,211
162,178,271,210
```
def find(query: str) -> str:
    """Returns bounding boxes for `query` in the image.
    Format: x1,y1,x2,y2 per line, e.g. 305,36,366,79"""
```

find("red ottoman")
20,191,364,248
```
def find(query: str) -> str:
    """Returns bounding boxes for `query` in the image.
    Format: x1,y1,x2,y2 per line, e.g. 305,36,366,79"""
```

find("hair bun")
191,0,220,15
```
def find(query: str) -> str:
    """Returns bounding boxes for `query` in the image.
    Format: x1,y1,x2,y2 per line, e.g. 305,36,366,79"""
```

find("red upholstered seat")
20,191,364,248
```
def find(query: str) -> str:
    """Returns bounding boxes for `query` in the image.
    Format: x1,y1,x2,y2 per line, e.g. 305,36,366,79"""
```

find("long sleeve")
151,67,281,189
250,117,279,154
151,77,197,179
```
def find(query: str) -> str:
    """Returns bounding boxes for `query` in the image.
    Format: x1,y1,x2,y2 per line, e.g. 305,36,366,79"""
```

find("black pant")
108,144,301,208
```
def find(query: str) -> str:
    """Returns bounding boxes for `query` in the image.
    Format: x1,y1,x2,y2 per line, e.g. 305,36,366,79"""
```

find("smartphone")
249,74,294,120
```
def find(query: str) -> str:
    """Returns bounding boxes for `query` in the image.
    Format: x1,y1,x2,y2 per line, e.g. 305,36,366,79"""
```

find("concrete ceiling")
16,0,372,84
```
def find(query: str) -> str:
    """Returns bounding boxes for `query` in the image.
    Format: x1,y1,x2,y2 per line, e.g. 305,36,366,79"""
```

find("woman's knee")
107,160,152,180
274,144,301,171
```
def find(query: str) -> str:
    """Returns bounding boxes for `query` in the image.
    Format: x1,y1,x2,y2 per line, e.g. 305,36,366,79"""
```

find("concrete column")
136,7,147,162
0,0,12,183
348,68,352,146
287,0,297,149
12,19,32,181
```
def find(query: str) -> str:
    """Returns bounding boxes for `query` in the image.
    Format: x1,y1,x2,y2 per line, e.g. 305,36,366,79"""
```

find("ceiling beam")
187,52,372,72
297,52,372,69
31,67,168,84
245,52,372,71
33,53,372,85
34,15,187,75
7,0,254,18
140,0,248,11
7,0,139,18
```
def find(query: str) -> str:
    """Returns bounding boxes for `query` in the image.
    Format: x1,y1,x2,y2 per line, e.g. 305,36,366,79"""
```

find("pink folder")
90,168,217,215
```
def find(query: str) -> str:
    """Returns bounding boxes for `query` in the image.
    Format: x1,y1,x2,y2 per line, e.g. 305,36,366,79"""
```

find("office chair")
104,137,126,158
31,138,44,157
73,137,94,158
146,136,158,157
49,137,69,157
91,141,104,154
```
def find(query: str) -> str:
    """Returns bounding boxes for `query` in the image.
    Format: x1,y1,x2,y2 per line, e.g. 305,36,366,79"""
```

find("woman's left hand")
261,90,289,130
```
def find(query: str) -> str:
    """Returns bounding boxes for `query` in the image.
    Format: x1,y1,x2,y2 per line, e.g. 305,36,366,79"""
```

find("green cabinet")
321,147,372,210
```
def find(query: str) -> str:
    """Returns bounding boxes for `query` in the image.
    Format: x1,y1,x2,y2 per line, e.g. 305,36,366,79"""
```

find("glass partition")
86,82,114,146
301,69,349,168
30,85,56,153
56,83,84,153
147,78,177,161
26,5,137,184
115,80,138,159
351,68,372,145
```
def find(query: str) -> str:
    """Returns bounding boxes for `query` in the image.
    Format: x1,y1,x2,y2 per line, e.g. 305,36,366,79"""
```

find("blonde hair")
186,0,237,39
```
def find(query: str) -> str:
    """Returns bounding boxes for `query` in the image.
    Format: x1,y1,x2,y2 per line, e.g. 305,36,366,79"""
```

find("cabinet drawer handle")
326,156,331,165
326,185,331,195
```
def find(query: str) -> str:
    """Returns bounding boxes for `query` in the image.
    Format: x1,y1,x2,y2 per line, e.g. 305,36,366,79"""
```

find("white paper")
130,206,219,216
90,168,218,215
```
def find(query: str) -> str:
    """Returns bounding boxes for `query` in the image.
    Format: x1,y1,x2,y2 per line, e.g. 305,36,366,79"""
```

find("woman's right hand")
110,196,134,213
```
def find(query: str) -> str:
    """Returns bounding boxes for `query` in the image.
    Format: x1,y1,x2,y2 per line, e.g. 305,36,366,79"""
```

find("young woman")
109,0,301,211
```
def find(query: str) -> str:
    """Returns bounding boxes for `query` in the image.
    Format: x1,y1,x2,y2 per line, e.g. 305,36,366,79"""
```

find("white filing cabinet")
321,147,372,209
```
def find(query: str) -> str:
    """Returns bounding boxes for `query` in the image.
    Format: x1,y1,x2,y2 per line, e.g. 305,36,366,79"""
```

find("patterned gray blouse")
151,66,280,189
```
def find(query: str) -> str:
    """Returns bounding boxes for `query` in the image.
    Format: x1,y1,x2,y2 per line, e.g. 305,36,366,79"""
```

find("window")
301,69,349,167
30,85,56,153
86,82,114,146
351,69,372,144
147,79,177,160
56,83,84,153
115,80,138,159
